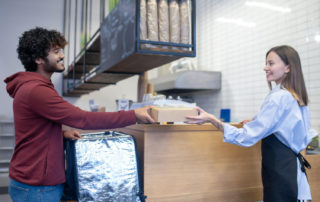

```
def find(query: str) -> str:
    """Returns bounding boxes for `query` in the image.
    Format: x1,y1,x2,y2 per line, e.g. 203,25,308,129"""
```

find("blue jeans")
9,179,63,202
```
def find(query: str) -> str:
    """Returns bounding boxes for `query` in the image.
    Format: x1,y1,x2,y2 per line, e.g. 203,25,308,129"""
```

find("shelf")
66,31,101,79
64,65,138,97
64,0,196,97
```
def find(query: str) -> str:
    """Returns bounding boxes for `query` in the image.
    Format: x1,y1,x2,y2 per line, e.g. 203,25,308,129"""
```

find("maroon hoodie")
4,71,136,186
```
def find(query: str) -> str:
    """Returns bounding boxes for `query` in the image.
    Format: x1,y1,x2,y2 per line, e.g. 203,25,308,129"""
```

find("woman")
186,45,315,202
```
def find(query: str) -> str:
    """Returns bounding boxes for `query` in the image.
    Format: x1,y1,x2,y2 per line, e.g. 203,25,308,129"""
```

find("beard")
43,58,65,73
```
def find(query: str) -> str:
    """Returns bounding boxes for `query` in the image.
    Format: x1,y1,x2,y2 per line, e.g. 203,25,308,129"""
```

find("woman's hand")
239,119,252,125
185,106,214,124
63,130,82,140
185,107,224,131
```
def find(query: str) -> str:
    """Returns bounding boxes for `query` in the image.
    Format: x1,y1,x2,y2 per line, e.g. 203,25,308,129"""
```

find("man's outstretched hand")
134,106,155,124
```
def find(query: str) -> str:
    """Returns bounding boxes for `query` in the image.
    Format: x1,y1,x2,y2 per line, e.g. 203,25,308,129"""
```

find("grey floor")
0,194,11,202
0,174,10,201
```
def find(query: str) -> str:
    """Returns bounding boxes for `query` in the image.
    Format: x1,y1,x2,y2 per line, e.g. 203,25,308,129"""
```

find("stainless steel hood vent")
150,71,221,94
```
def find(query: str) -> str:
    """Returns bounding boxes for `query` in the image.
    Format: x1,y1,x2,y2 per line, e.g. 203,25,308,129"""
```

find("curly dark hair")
17,27,67,72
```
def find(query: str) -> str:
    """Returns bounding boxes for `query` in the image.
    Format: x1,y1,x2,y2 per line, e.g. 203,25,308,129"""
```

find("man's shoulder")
18,80,52,94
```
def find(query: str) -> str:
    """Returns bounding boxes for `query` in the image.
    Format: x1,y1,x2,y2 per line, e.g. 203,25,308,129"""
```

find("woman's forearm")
209,115,224,132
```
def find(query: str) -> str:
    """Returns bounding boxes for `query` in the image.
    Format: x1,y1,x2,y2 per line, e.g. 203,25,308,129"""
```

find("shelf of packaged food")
63,0,196,97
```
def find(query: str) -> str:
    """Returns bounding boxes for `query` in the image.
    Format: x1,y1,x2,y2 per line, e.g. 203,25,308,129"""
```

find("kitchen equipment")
150,70,221,95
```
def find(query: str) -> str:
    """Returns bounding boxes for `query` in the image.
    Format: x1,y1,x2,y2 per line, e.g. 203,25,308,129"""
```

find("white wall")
68,76,139,112
0,0,64,121
1,0,319,131
194,0,320,129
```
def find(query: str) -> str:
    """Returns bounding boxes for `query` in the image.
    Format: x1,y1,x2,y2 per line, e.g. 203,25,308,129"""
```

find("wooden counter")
117,124,320,202
306,152,320,202
118,124,260,201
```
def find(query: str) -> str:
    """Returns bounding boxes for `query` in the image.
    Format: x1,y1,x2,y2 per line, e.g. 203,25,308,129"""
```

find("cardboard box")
149,107,198,122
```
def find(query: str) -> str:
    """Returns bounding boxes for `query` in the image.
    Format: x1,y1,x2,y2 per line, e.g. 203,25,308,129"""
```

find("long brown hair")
266,45,308,106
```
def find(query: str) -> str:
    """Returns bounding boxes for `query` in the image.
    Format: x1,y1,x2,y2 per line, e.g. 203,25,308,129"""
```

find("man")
4,27,154,202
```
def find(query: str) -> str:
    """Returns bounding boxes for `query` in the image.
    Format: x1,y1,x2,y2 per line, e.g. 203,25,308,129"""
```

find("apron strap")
297,153,311,173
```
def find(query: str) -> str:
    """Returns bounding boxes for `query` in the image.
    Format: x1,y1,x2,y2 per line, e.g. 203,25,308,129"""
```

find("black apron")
261,134,311,202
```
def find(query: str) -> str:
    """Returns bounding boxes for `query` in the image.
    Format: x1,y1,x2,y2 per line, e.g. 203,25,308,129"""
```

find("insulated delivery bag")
62,131,146,202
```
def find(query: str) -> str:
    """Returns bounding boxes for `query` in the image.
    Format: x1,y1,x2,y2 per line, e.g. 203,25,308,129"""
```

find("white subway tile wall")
194,0,320,128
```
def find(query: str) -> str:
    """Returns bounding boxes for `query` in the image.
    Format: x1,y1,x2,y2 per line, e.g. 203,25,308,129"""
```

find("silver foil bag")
63,131,145,202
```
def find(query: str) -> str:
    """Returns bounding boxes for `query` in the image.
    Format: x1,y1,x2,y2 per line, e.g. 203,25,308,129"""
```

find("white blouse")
223,84,316,200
